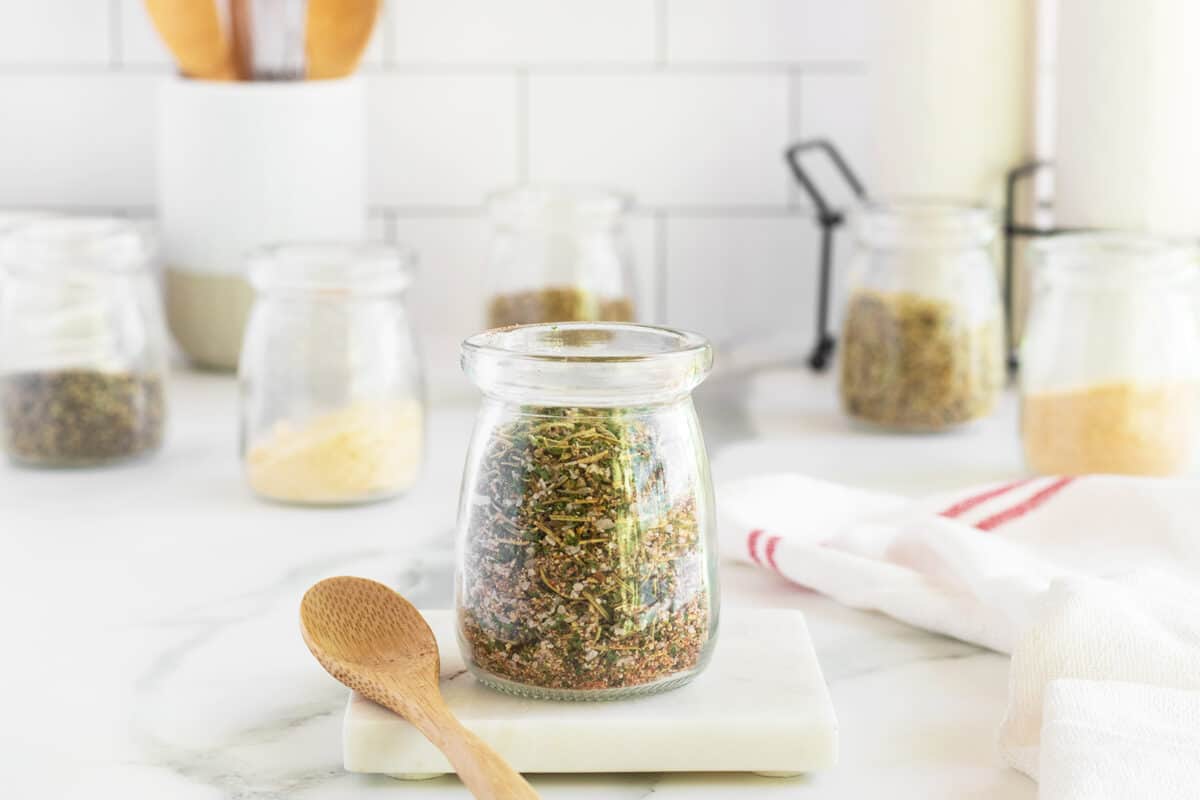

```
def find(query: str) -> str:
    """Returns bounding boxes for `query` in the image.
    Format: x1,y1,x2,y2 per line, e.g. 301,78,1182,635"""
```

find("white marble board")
343,607,838,778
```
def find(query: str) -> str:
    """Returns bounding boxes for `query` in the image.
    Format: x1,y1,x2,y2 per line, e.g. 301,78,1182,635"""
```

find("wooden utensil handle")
436,713,541,800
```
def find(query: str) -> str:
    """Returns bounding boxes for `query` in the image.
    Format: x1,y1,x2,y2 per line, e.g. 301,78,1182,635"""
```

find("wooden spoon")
300,576,540,799
305,0,380,79
143,0,237,80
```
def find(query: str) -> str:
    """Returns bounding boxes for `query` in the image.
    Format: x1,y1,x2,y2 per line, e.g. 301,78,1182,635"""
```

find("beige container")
864,0,1036,205
157,76,366,370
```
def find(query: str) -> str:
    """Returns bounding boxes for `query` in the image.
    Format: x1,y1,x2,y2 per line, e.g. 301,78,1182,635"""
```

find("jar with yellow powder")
239,243,424,505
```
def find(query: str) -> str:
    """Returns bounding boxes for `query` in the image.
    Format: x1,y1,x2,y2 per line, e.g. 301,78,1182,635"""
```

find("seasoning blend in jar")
485,186,638,328
239,244,424,505
1021,235,1200,476
456,323,718,700
0,218,168,467
839,201,1004,431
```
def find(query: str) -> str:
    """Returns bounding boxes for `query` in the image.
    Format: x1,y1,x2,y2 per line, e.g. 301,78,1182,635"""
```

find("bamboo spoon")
305,0,381,79
300,576,540,800
143,0,237,80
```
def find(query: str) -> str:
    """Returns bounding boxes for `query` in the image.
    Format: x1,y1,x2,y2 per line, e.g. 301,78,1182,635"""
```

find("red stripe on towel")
976,477,1076,532
765,536,782,572
746,529,765,564
939,478,1034,519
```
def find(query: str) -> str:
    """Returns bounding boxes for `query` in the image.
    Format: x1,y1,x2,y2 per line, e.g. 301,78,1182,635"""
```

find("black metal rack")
786,139,1067,376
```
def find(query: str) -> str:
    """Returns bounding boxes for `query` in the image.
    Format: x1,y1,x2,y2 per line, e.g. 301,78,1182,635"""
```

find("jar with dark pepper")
0,218,168,467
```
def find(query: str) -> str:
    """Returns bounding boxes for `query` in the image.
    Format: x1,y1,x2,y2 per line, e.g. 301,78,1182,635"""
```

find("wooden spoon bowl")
300,576,539,799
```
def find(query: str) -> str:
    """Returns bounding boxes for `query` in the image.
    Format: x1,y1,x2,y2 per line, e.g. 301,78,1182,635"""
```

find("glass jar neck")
1033,233,1199,293
488,185,628,235
248,243,415,296
854,199,996,252
0,217,150,281
462,323,712,407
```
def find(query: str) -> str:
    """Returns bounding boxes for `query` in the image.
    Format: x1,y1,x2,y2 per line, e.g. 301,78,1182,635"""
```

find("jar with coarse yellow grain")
484,186,639,328
1020,234,1200,476
838,201,1004,431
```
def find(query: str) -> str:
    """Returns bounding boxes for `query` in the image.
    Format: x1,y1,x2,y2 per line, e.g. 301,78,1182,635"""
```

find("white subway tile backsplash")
367,74,519,208
392,215,491,399
663,215,816,346
529,73,790,208
625,215,660,324
666,0,866,64
390,0,655,65
0,1,110,65
0,75,157,208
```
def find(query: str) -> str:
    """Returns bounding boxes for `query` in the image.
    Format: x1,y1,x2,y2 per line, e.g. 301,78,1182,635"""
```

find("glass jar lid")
0,217,149,278
487,185,629,233
854,199,997,251
1033,232,1199,290
462,322,712,406
248,242,416,295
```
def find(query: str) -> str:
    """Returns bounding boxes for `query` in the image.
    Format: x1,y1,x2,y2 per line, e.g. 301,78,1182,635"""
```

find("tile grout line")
655,0,669,69
786,67,803,211
516,69,530,182
381,0,396,67
654,210,668,324
109,0,123,69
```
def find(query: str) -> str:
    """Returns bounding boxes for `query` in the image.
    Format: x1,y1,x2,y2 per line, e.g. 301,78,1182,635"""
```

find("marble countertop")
2,364,1035,799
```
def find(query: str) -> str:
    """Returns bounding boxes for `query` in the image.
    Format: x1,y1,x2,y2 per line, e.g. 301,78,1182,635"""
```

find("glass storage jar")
0,217,168,467
239,243,424,505
838,200,1005,431
455,323,718,700
485,186,638,328
1021,234,1200,476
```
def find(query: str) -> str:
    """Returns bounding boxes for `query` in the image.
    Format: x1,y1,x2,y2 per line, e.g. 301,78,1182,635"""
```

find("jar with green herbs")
485,186,638,328
456,323,718,700
838,201,1004,432
0,218,168,467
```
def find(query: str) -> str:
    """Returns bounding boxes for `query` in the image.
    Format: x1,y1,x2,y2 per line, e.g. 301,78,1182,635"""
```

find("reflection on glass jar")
239,243,425,505
838,200,1004,432
485,186,638,328
0,217,168,468
1021,234,1200,476
455,323,718,700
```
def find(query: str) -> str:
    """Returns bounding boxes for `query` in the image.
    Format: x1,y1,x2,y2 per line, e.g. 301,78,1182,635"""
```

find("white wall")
0,1,1051,392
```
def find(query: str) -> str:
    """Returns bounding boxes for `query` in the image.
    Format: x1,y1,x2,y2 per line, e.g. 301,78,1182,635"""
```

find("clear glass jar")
838,200,1005,431
1021,234,1200,476
485,186,638,328
239,243,425,505
456,323,718,701
0,217,168,467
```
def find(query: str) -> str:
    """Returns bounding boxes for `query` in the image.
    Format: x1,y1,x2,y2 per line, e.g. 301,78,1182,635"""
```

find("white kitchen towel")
1037,679,1200,800
720,474,1200,786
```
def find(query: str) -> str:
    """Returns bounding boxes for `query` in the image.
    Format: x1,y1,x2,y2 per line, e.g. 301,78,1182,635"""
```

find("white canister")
158,76,366,370
864,0,1036,205
1054,0,1200,236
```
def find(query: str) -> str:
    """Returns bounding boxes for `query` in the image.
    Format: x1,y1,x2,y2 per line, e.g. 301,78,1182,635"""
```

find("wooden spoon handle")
436,713,541,800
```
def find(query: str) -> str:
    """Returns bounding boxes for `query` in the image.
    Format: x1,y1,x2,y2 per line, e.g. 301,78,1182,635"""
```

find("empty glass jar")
456,323,718,700
0,217,168,467
1021,234,1200,476
838,200,1005,431
239,243,425,505
485,186,638,328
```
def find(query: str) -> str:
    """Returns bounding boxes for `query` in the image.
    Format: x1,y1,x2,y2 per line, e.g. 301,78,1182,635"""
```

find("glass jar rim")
854,198,997,250
0,216,149,277
486,184,630,231
462,322,713,406
248,242,417,294
1033,232,1199,286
